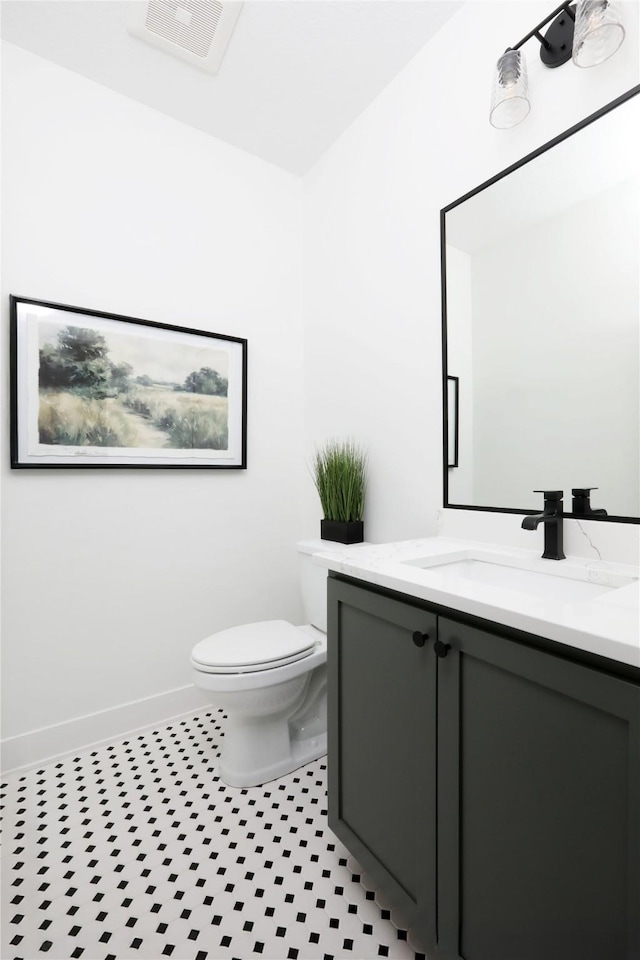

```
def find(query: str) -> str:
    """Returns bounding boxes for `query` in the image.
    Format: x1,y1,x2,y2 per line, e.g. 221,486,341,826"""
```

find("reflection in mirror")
447,376,459,468
442,87,640,522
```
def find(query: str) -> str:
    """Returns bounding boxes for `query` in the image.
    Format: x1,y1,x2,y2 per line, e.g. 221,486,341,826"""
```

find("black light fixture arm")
511,1,575,50
508,2,577,68
532,30,553,53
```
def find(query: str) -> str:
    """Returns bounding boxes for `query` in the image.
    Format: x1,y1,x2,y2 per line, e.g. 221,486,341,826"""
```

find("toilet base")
193,632,328,788
220,728,327,788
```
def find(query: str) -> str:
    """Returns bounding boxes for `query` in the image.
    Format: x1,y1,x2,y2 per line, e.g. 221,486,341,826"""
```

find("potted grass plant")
312,439,367,544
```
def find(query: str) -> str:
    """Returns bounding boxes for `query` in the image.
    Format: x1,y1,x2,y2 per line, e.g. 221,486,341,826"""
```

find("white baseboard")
1,684,212,776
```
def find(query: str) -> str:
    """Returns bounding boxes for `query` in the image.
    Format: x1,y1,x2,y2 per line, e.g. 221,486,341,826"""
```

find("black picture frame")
10,296,247,469
447,375,459,468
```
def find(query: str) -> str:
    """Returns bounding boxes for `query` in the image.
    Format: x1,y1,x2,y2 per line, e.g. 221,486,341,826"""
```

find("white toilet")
190,540,343,788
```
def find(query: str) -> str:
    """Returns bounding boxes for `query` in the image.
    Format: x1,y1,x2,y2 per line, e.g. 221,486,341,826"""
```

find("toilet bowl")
190,540,351,788
191,621,327,787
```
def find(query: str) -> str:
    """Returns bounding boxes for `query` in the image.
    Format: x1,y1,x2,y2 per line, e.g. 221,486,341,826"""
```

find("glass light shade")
572,0,625,67
489,49,531,130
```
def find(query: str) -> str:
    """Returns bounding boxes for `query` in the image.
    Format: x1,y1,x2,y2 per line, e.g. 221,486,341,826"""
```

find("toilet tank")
297,539,365,633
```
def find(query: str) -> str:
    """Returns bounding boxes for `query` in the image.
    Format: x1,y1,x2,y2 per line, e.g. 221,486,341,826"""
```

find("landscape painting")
11,297,247,468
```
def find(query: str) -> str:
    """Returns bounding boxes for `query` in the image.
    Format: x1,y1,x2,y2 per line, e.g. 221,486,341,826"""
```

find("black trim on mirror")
441,84,640,525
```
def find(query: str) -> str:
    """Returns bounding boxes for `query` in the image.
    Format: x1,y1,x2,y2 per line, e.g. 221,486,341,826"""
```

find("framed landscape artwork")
10,296,247,468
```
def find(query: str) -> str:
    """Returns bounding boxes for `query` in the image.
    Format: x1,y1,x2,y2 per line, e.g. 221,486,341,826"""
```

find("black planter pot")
320,519,364,544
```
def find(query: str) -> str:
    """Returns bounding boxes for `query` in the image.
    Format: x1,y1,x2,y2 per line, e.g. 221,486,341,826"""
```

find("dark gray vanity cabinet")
327,576,640,960
436,616,640,960
326,577,438,945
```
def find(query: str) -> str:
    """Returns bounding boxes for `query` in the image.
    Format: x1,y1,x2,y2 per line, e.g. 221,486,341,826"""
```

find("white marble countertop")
313,537,640,669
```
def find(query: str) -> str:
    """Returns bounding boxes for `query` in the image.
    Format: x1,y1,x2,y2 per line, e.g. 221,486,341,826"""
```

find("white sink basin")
401,552,637,604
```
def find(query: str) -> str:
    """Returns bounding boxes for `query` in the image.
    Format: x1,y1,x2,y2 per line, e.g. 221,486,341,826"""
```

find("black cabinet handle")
412,631,429,647
434,640,451,659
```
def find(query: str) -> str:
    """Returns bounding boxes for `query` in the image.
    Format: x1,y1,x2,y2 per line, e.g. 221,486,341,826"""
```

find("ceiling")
0,0,462,175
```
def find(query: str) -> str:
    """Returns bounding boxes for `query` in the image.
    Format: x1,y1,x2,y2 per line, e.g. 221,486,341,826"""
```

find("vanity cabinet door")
327,578,437,946
436,616,640,960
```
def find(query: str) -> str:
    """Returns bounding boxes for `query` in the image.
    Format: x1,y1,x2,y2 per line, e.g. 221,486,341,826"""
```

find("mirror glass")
443,89,639,522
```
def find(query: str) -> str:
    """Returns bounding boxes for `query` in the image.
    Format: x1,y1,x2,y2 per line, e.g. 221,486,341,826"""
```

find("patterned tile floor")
1,710,426,960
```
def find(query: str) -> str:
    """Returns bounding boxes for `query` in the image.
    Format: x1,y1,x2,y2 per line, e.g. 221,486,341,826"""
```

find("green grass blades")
312,440,367,522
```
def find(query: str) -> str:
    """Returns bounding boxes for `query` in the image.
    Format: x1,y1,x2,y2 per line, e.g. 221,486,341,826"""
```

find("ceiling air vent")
128,1,243,74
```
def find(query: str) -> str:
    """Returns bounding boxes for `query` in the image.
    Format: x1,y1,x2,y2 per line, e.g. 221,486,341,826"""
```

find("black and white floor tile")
1,710,426,960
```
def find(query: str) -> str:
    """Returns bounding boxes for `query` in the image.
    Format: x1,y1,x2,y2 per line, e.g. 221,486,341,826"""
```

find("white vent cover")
129,1,243,74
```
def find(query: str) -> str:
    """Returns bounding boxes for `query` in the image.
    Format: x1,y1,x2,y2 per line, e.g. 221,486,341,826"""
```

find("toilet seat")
191,620,316,674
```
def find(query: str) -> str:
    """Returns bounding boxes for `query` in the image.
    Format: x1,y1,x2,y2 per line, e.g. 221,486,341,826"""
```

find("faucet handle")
533,489,563,501
571,487,598,496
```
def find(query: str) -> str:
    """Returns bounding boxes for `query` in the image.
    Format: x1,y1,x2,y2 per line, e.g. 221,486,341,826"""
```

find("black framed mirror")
441,85,640,523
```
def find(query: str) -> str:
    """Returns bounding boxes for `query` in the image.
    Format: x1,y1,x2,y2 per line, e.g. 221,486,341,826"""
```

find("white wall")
302,0,640,563
1,43,305,766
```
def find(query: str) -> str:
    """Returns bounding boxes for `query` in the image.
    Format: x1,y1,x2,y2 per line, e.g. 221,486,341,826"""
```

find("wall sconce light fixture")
490,1,626,129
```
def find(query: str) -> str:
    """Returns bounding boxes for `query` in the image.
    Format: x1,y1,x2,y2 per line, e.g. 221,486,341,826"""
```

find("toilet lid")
191,620,316,674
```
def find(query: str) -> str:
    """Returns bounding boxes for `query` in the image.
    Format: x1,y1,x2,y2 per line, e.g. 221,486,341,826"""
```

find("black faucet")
571,487,607,517
521,490,566,560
